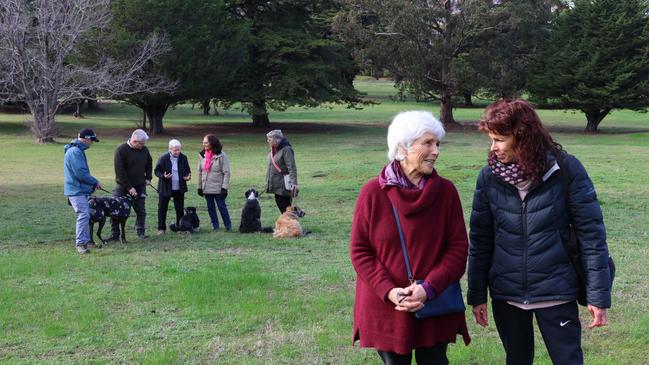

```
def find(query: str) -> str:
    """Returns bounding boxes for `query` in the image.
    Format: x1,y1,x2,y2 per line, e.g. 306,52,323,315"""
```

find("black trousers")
492,300,583,365
274,194,292,213
377,344,448,365
157,190,184,230
111,184,146,236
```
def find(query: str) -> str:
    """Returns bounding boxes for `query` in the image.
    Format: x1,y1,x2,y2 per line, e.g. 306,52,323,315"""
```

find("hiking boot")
76,245,89,254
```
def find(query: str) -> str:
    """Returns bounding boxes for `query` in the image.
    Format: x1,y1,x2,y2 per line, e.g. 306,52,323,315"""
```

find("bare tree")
0,0,176,143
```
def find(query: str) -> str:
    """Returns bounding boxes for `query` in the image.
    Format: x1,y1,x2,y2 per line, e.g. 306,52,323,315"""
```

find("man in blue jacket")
64,128,101,254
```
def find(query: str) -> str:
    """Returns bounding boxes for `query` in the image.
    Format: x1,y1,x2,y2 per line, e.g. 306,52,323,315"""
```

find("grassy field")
1,80,648,364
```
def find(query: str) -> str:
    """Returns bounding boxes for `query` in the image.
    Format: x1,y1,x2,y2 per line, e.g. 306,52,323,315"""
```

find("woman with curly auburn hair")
468,99,612,365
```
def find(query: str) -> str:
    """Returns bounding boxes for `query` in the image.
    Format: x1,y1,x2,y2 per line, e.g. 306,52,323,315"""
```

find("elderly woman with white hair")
110,128,153,240
265,129,298,213
154,139,191,235
350,111,470,364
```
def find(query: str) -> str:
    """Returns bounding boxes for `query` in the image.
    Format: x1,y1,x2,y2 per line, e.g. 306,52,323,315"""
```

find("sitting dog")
170,207,200,233
273,205,306,238
239,189,273,233
88,195,135,244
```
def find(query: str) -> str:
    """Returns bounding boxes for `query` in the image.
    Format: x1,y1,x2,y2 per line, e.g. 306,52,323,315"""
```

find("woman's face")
202,138,211,151
267,137,276,148
169,146,181,157
401,132,440,176
488,132,516,164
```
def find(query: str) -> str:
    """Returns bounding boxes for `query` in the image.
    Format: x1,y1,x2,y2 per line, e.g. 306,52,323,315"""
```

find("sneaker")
76,245,89,254
157,230,165,235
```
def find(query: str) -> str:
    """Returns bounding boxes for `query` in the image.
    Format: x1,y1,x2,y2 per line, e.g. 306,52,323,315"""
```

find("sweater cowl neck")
384,169,440,217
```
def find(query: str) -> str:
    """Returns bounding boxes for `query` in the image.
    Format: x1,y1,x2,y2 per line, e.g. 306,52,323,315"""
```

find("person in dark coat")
155,139,191,234
468,99,612,365
110,129,153,240
351,111,470,364
265,129,298,213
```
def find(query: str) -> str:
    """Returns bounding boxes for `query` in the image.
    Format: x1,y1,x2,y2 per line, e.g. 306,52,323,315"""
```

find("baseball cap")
78,128,99,142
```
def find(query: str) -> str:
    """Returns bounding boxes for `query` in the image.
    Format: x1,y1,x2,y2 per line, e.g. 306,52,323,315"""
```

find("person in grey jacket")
468,99,611,365
198,134,231,231
265,129,298,213
63,128,101,254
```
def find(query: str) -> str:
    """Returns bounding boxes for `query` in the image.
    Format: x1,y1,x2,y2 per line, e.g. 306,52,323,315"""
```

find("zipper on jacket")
521,200,529,304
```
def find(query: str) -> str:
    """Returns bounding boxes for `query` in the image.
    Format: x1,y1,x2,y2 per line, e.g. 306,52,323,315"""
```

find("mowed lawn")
1,80,648,364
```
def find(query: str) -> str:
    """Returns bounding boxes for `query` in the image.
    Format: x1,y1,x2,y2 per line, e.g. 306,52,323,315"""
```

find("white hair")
386,111,445,161
131,129,149,142
266,129,284,144
168,139,181,149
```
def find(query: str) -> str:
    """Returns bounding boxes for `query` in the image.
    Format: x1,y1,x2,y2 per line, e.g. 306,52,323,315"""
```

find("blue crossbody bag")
391,204,466,318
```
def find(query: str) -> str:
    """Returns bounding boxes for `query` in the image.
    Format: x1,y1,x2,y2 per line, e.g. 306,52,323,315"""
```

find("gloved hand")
220,188,228,199
197,189,204,197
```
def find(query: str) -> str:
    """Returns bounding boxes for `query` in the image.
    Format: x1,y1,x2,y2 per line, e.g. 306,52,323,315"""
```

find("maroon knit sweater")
350,172,470,354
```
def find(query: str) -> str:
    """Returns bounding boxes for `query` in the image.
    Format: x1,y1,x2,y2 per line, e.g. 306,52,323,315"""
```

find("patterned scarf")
378,160,427,190
488,152,529,185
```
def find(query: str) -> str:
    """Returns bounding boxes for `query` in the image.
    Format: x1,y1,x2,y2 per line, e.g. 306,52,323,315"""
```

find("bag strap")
555,154,575,231
269,151,283,174
391,204,414,283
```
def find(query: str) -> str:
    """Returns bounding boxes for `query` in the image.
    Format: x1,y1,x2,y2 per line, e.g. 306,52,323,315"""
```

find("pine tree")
529,0,649,132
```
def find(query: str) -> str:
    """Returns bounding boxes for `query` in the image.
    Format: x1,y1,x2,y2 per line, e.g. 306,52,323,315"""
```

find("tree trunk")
463,92,473,107
201,98,211,115
27,99,58,143
251,100,270,127
73,100,84,118
143,103,169,135
584,108,611,133
439,85,456,125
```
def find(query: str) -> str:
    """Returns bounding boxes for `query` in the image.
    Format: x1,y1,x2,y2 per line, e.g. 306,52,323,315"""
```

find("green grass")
0,80,648,364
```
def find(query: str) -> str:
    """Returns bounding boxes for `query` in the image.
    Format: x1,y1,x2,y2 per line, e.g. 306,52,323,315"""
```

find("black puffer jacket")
468,153,611,308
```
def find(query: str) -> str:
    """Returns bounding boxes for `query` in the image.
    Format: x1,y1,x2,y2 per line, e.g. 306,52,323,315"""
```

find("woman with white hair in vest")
154,139,191,235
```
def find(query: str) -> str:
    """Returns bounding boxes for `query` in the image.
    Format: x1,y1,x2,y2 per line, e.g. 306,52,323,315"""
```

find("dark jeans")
492,300,583,365
111,184,146,236
157,190,184,230
274,194,292,213
205,194,231,230
377,344,449,365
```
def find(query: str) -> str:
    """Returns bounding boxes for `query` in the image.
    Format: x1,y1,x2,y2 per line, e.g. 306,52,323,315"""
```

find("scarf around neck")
378,160,428,190
488,151,529,185
204,150,214,171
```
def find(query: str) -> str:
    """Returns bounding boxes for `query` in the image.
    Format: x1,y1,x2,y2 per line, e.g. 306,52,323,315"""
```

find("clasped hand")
388,282,427,312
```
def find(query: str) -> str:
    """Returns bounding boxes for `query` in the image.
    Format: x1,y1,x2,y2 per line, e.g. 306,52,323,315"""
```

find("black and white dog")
170,207,200,233
239,189,273,233
88,195,135,244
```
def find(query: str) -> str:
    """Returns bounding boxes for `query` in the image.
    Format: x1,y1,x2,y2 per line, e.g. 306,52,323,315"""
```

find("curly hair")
203,134,222,155
479,99,562,182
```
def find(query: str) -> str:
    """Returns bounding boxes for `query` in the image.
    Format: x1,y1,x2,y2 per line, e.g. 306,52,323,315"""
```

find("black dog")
170,207,200,233
239,189,273,233
88,195,135,244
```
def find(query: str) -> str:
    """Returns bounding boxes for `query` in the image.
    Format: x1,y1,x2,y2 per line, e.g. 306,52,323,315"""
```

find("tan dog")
273,206,306,238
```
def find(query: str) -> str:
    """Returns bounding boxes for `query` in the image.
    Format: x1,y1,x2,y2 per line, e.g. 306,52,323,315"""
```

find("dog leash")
96,187,112,194
147,182,160,194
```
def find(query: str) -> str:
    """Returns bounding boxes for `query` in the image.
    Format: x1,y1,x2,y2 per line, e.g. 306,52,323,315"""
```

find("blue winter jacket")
64,139,98,196
468,152,611,308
